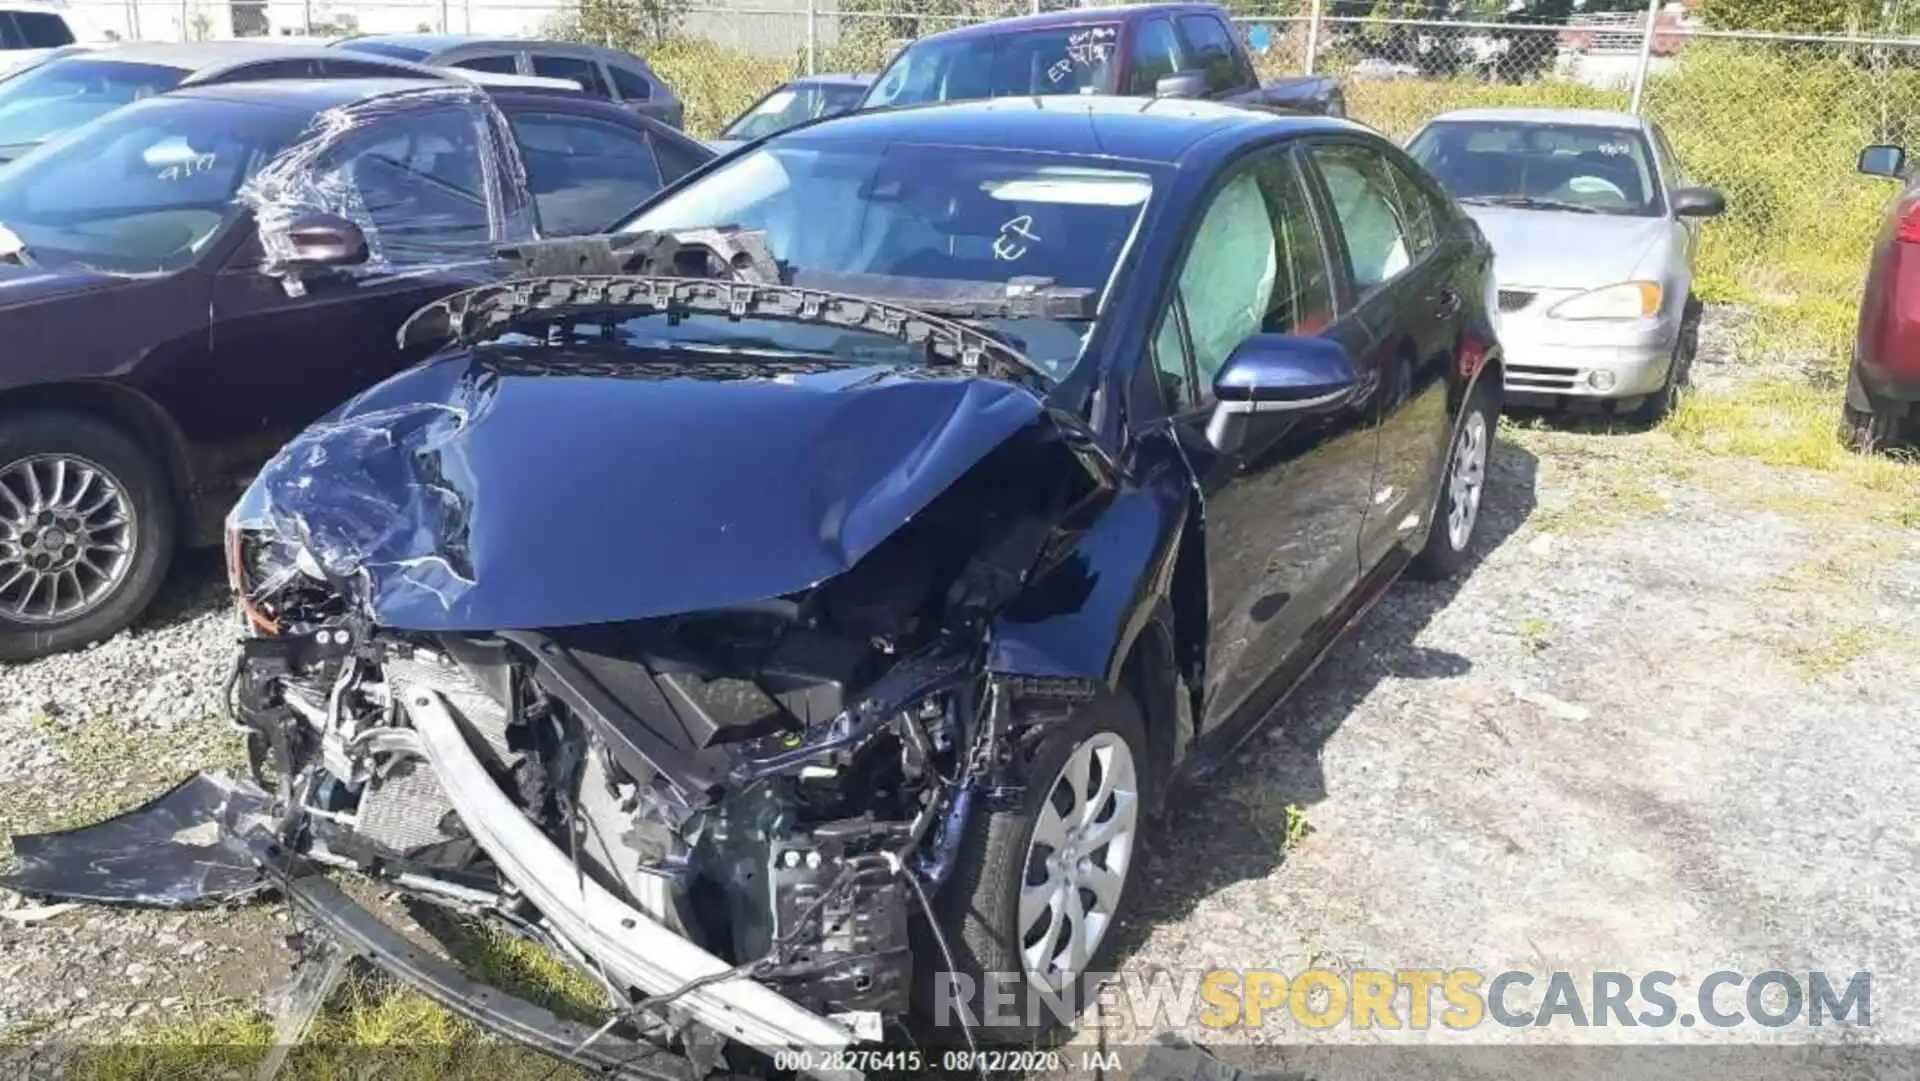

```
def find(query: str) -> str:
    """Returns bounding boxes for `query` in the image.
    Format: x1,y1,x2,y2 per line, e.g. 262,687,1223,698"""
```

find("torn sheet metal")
229,346,1048,632
0,772,270,908
239,84,532,282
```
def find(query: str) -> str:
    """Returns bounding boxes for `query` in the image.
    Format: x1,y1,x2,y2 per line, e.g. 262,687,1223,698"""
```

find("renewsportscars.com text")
932,969,1872,1031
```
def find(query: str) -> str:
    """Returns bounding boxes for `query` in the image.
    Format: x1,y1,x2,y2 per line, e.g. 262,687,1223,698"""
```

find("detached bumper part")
0,772,270,908
399,686,864,1079
277,871,696,1081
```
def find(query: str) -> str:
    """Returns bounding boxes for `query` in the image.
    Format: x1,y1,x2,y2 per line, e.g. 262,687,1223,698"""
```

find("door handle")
1434,288,1461,317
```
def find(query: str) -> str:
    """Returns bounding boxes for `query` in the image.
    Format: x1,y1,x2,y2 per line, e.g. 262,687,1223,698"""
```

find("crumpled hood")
233,347,1049,632
1462,204,1670,290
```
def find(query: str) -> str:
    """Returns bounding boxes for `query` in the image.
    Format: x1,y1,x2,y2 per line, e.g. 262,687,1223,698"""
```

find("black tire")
0,412,176,663
1410,378,1498,582
1840,365,1907,453
920,689,1150,1047
1627,297,1700,427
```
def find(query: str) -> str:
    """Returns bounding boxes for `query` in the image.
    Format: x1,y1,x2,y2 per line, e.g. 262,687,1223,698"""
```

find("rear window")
863,23,1119,108
4,11,73,48
336,40,431,62
532,54,611,98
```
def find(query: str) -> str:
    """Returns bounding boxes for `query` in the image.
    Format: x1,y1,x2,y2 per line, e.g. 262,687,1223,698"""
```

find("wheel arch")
0,380,196,539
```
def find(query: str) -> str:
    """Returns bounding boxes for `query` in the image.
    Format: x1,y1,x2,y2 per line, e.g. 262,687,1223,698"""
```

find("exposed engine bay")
212,294,1112,1072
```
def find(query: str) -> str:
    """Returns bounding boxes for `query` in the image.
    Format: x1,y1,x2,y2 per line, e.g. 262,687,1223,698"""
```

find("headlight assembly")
1547,281,1662,320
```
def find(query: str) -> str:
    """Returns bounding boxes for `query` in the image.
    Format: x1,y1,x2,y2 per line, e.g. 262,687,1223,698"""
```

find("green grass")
64,923,610,1081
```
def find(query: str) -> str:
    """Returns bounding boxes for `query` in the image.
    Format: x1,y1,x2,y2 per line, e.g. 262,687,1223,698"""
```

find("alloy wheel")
0,454,138,624
1019,731,1139,991
1446,411,1488,552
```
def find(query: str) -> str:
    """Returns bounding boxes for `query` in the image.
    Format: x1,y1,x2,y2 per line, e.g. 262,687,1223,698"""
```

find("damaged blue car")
5,97,1503,1077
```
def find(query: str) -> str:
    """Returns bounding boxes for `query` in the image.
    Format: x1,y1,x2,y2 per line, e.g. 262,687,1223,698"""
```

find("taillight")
1895,200,1920,244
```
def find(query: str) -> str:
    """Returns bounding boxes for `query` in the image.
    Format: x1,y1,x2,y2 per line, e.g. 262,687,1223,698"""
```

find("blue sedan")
109,94,1509,1068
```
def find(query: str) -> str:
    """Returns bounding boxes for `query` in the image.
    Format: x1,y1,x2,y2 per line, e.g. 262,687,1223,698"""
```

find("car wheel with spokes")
0,412,174,662
923,689,1148,1046
1411,378,1498,582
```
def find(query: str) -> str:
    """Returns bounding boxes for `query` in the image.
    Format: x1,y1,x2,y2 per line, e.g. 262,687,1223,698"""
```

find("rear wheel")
1840,365,1908,453
1410,379,1497,582
923,690,1147,1046
0,412,175,662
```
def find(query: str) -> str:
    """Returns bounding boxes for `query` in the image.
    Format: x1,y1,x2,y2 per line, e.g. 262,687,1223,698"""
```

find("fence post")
1303,0,1323,75
179,0,189,40
1031,0,1040,15
805,0,817,76
1627,0,1661,113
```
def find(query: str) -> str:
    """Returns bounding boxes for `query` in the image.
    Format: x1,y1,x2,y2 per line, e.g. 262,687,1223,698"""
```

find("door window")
1308,142,1416,296
608,63,655,101
1162,148,1337,403
325,106,495,265
1175,15,1242,94
1651,123,1688,189
507,110,662,235
1382,158,1440,255
532,54,612,98
1128,18,1185,94
451,53,521,75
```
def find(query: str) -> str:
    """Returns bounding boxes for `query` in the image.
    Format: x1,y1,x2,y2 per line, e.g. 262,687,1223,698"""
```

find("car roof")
1426,106,1648,130
916,1,1223,43
77,40,420,75
167,76,454,112
789,72,873,88
782,95,1348,165
336,33,607,56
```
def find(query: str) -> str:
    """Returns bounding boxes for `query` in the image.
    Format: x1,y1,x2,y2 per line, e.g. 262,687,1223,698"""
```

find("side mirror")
1669,186,1725,218
1206,334,1359,453
1860,144,1907,180
279,213,369,271
1154,70,1208,100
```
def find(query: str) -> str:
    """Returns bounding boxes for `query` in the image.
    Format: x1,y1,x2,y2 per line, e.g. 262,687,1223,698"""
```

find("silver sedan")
1407,107,1724,421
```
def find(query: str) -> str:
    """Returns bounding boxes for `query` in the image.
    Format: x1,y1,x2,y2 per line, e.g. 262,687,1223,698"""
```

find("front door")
1149,143,1377,730
207,101,518,470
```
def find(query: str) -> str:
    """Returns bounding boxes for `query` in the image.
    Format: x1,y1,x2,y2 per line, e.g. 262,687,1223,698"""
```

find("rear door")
1300,137,1460,572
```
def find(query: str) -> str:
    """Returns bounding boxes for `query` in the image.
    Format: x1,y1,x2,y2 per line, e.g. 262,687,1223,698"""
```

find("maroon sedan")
0,77,709,660
1849,143,1920,450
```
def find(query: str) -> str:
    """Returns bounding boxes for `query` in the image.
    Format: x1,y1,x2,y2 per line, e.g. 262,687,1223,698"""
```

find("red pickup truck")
860,2,1344,117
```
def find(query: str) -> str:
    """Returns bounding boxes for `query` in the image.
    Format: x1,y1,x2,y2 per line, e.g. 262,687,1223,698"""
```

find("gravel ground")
2,308,1917,1077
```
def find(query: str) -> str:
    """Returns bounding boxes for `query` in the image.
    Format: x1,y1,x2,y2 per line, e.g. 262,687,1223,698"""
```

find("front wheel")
1410,380,1497,582
1628,299,1700,426
0,412,175,662
922,690,1148,1046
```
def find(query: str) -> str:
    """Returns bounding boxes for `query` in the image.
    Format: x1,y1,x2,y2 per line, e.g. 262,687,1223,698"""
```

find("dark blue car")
18,96,1503,1070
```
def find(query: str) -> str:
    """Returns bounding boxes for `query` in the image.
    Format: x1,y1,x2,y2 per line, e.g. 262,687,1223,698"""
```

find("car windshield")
862,24,1119,108
722,81,867,141
616,139,1153,378
1407,120,1661,217
0,57,186,154
0,95,311,274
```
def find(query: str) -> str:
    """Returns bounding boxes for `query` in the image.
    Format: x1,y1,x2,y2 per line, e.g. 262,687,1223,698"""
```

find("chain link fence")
44,0,1919,319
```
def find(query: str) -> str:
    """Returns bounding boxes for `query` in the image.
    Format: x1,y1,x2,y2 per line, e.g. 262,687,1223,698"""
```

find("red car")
1849,144,1920,450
